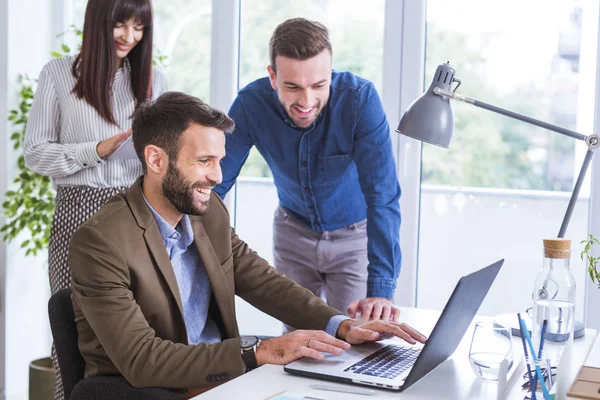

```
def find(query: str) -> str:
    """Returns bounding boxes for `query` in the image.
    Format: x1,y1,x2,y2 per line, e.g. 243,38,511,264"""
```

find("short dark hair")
132,92,235,172
73,0,154,125
269,18,332,74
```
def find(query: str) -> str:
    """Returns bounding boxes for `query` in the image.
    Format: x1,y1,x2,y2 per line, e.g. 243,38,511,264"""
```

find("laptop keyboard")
344,344,421,379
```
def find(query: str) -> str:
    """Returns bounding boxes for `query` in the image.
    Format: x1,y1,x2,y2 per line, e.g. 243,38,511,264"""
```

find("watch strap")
241,348,258,371
241,338,260,371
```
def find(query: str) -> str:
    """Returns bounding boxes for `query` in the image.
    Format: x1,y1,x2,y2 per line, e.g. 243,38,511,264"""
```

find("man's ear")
144,145,168,174
267,65,277,90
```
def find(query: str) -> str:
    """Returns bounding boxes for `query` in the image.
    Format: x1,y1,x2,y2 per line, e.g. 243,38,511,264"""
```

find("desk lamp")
397,62,599,339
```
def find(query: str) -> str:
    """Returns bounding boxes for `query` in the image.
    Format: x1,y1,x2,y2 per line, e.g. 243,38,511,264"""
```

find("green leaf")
50,51,62,58
61,44,70,53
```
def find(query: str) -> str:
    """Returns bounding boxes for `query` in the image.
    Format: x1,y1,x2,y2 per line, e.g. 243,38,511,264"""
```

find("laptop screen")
401,259,503,390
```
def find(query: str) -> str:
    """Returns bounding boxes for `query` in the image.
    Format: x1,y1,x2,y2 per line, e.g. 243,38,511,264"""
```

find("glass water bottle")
531,238,576,365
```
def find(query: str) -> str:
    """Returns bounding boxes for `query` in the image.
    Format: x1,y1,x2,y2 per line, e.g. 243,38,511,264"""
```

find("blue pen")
538,319,548,359
517,313,536,400
531,319,548,396
519,316,550,400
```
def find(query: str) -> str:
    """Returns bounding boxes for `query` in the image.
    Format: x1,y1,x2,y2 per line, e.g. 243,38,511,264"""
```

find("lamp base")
494,313,585,342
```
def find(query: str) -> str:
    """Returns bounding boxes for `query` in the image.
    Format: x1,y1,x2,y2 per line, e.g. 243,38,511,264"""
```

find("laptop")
284,259,504,391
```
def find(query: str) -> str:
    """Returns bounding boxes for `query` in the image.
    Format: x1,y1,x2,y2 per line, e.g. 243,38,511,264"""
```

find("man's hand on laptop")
347,297,401,321
255,330,351,366
336,320,427,346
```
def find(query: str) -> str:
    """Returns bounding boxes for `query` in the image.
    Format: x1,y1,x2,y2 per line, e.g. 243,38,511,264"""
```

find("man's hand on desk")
255,330,351,366
347,297,401,321
336,319,428,346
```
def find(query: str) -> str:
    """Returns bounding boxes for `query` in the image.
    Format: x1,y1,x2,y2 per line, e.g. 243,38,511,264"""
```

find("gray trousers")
273,206,368,314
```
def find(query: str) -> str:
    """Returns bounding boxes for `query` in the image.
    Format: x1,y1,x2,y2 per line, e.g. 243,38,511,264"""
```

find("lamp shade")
396,63,456,149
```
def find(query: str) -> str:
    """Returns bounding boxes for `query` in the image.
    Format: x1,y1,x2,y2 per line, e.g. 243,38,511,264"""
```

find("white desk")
194,308,598,400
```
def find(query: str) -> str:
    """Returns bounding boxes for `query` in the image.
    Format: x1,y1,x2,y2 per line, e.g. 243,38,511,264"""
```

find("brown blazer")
68,178,341,389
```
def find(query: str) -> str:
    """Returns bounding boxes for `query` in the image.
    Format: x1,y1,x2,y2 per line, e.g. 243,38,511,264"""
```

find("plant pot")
29,357,55,400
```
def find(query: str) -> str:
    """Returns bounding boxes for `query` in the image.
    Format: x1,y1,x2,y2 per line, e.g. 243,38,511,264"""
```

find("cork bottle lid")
543,238,571,259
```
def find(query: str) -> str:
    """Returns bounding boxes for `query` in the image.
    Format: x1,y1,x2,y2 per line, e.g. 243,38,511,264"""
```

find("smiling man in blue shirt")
214,18,402,321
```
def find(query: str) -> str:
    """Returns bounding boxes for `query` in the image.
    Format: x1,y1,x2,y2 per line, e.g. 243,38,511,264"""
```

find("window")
74,0,212,100
419,0,597,318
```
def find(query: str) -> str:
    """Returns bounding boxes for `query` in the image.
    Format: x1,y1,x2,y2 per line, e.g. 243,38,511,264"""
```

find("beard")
161,162,214,216
282,100,323,128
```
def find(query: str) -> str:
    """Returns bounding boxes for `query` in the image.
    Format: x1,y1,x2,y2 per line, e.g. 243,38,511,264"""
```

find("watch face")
240,336,258,348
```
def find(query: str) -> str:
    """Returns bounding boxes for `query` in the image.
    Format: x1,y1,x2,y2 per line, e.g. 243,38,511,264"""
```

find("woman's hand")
96,129,132,159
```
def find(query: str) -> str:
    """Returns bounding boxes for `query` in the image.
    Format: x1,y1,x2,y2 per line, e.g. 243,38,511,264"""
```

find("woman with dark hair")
24,0,166,398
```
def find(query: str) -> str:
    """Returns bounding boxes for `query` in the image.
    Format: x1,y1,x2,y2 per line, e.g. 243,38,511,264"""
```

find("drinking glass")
469,321,513,381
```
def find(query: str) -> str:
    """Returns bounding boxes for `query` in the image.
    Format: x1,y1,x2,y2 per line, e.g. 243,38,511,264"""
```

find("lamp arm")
558,149,594,238
433,88,587,142
433,87,600,238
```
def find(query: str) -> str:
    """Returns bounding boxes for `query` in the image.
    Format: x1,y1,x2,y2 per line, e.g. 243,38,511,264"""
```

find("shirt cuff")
325,314,351,338
75,141,104,168
367,277,396,299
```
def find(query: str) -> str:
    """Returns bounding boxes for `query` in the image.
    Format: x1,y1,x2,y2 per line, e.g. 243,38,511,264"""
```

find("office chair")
48,288,180,400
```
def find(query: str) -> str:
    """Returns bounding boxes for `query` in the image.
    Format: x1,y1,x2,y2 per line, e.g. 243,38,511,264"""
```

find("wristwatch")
240,336,260,372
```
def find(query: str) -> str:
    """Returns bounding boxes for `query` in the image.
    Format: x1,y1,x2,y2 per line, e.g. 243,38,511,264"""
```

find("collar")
139,179,194,248
115,57,131,78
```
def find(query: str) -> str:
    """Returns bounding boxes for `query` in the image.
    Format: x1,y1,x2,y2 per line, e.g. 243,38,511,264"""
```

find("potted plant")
581,234,600,289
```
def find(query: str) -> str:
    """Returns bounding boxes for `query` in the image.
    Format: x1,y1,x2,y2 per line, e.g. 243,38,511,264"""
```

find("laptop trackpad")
287,342,386,369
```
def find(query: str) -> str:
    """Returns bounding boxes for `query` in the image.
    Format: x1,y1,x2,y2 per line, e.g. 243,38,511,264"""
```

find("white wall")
0,0,63,396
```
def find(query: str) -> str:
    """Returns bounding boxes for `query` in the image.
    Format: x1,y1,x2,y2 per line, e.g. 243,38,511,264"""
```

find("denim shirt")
214,71,401,299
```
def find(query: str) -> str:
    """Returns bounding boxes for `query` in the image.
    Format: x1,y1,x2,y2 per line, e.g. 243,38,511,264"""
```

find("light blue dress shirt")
142,190,348,342
143,195,221,345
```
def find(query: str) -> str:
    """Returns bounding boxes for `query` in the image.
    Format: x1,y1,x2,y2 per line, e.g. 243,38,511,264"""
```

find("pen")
519,316,550,400
531,319,548,395
309,384,376,396
531,319,549,398
266,392,326,400
546,358,553,387
517,313,536,400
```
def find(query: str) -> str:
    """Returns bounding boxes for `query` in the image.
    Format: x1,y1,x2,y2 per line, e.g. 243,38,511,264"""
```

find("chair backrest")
48,288,85,399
